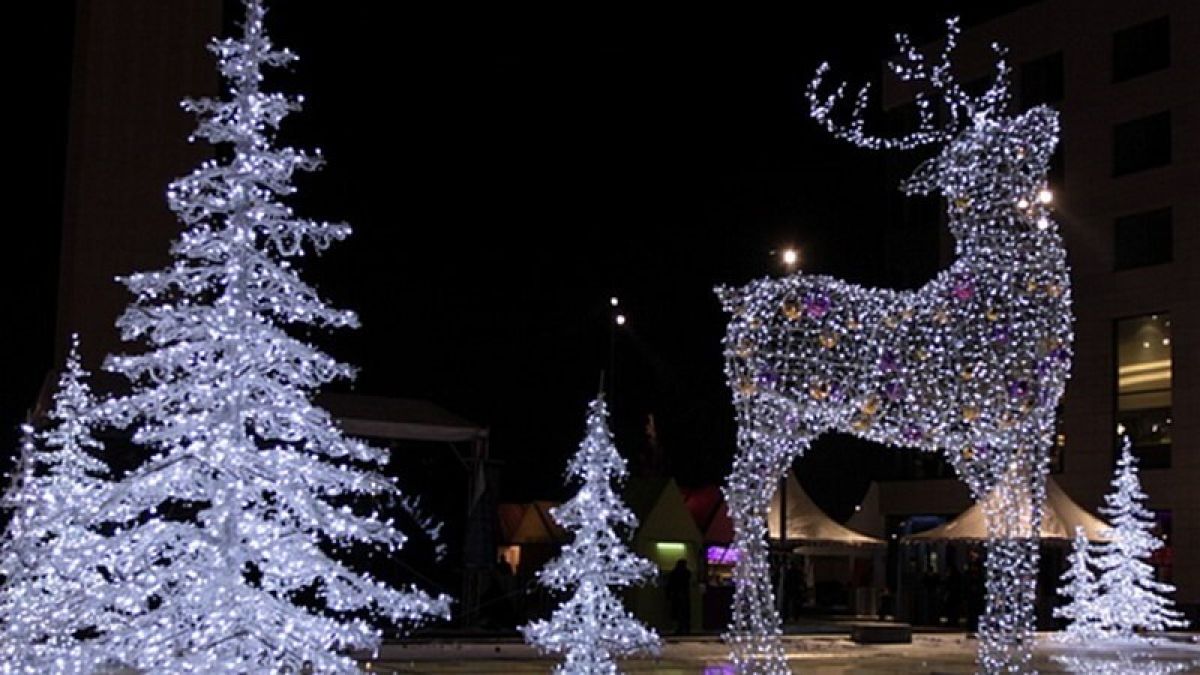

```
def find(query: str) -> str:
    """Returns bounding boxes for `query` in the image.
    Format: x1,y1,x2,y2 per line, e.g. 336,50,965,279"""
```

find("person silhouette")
666,558,692,635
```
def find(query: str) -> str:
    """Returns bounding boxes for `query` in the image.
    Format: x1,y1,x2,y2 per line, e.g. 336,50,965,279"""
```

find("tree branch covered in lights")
521,398,661,674
0,338,116,673
94,1,449,670
1091,437,1187,640
718,16,1071,674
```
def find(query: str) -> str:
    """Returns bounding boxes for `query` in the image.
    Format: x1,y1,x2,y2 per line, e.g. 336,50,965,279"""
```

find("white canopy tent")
767,472,885,548
845,482,884,539
904,477,1110,543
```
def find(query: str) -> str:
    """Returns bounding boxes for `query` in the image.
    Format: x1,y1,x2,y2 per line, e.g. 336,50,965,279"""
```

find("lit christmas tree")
1091,437,1187,640
1053,526,1102,642
94,1,449,671
0,338,115,672
521,397,661,674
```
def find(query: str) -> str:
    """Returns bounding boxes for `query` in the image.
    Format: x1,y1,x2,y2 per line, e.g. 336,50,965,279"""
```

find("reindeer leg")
977,436,1049,674
724,418,811,675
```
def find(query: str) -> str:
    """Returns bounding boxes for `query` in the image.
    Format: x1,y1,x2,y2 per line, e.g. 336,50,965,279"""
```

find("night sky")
11,1,1040,515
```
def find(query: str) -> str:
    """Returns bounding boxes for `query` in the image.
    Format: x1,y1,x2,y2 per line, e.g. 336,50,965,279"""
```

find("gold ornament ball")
860,395,881,416
780,299,803,320
738,378,757,397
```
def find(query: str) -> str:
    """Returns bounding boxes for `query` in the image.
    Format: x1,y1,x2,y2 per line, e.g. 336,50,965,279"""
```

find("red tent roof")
681,484,724,532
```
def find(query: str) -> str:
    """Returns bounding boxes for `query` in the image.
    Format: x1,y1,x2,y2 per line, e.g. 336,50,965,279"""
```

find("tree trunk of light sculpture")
717,18,1071,674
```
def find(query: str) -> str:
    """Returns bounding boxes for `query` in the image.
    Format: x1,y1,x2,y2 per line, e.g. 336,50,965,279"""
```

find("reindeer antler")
808,17,1012,150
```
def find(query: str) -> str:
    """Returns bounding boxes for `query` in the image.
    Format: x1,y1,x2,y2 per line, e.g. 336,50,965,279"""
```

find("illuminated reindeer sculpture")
716,19,1071,674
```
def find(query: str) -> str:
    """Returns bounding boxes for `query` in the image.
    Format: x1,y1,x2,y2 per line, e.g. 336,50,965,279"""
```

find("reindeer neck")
948,209,1066,268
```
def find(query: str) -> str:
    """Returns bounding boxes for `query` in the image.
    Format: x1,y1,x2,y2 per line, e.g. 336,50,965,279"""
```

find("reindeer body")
716,20,1072,674
723,217,1071,491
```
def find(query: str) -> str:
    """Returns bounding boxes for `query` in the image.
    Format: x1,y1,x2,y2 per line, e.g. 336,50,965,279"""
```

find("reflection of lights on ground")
358,635,1200,673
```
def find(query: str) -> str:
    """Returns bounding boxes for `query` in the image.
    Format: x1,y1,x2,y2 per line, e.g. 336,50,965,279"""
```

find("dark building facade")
57,1,221,373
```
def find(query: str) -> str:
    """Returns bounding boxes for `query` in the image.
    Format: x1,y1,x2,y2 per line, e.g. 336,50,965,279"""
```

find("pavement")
359,633,1200,674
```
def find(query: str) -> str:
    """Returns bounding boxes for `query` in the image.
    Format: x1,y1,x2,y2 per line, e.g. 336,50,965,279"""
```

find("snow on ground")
359,633,1200,674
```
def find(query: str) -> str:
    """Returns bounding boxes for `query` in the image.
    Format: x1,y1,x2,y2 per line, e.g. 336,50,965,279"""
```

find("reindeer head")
809,18,1058,210
901,106,1058,207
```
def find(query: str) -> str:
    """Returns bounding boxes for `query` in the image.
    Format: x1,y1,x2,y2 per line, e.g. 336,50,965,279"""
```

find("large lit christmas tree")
0,338,115,672
521,397,660,674
1053,526,1102,642
1091,437,1187,640
95,1,449,670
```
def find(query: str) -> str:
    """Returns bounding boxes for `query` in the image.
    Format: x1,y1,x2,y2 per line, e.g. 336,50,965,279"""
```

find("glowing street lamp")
608,298,628,400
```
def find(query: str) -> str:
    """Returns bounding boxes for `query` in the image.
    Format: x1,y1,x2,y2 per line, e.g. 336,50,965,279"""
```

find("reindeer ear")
1018,105,1058,129
900,156,942,195
1015,106,1060,158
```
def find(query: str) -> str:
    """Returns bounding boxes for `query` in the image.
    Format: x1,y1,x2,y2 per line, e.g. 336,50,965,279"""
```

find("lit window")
653,541,689,570
1116,314,1172,468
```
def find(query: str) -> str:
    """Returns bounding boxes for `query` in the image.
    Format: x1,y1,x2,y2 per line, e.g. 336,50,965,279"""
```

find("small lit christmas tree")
1091,437,1187,640
1054,526,1102,642
0,338,114,672
522,397,660,674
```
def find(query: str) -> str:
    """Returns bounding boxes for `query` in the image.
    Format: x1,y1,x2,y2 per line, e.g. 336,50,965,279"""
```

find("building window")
1116,314,1172,468
1113,16,1170,83
1020,52,1063,107
1114,207,1172,270
1113,112,1171,176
